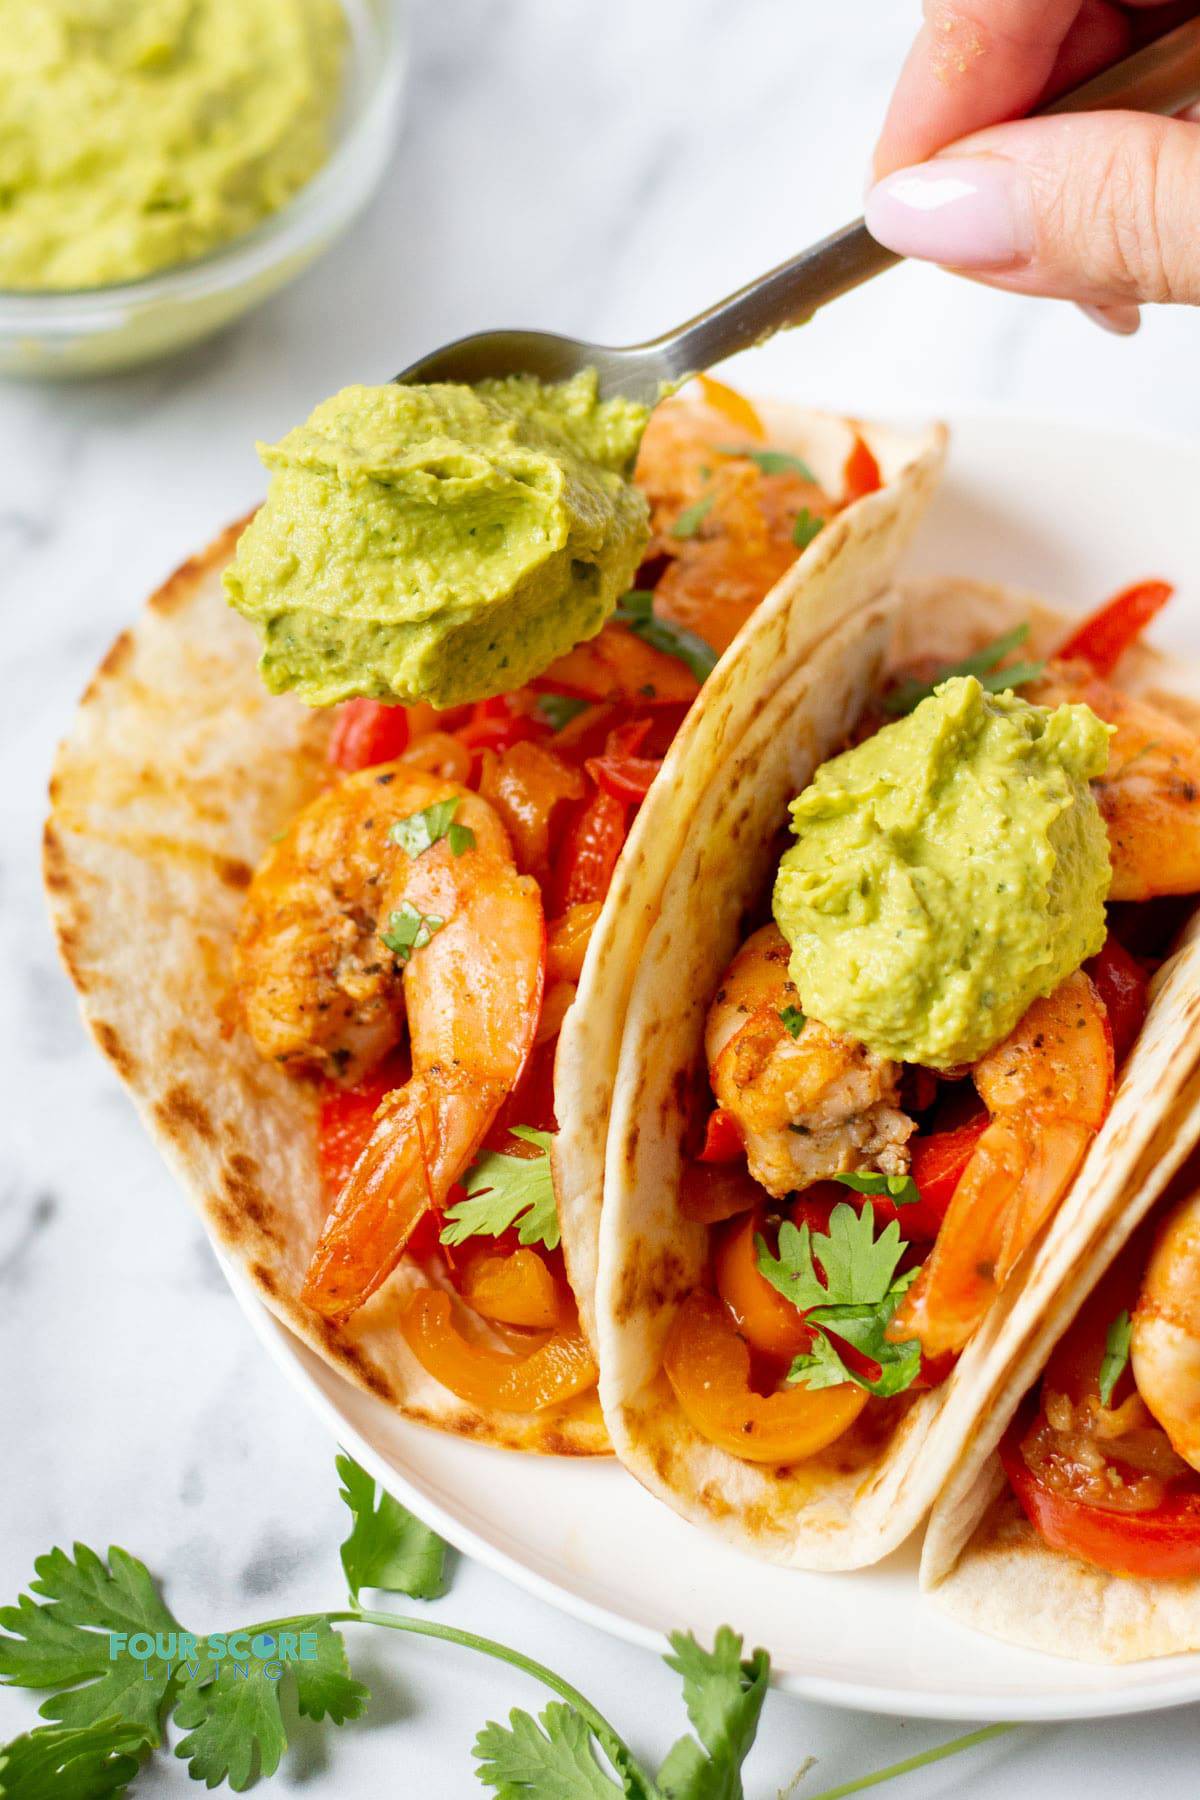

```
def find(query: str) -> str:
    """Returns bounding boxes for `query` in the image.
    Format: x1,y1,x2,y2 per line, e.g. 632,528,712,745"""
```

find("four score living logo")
108,1628,320,1683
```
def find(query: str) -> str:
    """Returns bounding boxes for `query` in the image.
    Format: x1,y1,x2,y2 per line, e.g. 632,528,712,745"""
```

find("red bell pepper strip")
1086,932,1150,1066
1056,579,1173,676
328,699,410,772
697,1107,745,1164
585,717,661,803
549,784,629,911
842,433,881,503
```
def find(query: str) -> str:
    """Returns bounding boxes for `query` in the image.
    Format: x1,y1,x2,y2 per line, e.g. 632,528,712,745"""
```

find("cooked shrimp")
705,923,913,1197
1131,1188,1200,1472
891,969,1113,1357
236,765,545,1319
1027,659,1200,902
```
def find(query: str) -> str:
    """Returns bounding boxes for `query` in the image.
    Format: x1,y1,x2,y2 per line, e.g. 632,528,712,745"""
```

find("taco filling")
658,580,1200,1470
231,380,880,1419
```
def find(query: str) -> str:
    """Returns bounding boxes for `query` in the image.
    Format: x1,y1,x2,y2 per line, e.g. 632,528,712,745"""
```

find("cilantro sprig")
1098,1309,1133,1407
884,624,1046,716
614,590,718,685
778,1004,806,1039
792,508,824,550
715,444,818,482
440,1126,560,1251
756,1203,924,1398
535,693,589,733
0,1451,1013,1797
670,494,715,539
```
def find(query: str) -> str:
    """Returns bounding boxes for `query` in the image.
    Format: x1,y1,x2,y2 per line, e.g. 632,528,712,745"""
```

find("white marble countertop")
4,0,1200,1792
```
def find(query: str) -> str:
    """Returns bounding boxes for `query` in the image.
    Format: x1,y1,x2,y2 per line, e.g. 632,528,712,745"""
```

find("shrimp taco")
921,1081,1200,1662
44,380,941,1453
595,573,1200,1556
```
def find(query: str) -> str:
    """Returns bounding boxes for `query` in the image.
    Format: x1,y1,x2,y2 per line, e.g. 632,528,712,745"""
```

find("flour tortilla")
45,403,942,1453
555,403,946,1345
922,1049,1200,1664
595,575,1200,1562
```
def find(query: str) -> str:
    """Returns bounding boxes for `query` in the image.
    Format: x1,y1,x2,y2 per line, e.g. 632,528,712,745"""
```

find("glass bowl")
0,0,407,379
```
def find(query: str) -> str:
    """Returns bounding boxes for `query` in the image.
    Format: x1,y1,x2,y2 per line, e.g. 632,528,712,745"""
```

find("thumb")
864,112,1200,307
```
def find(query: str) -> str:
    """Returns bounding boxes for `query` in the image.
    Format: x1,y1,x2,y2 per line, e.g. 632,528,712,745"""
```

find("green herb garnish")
536,693,589,733
779,1005,806,1038
756,1203,923,1398
792,509,824,550
670,494,715,539
380,903,445,964
390,798,475,859
716,444,818,482
1098,1309,1133,1407
834,1169,920,1208
614,590,718,684
884,624,1046,716
0,1450,1014,1796
440,1127,560,1251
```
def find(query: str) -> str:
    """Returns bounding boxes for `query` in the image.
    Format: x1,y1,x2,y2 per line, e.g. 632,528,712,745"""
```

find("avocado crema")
225,372,653,710
773,676,1113,1069
0,0,345,292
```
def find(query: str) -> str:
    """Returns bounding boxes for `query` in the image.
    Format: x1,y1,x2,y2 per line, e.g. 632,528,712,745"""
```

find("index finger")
871,0,1128,178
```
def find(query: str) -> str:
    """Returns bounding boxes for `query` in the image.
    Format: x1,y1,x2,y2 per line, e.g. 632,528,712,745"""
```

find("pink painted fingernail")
865,159,1035,269
1077,302,1141,337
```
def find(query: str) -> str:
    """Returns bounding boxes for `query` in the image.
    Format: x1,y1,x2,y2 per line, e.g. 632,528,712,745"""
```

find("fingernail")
865,158,1034,269
1077,302,1141,337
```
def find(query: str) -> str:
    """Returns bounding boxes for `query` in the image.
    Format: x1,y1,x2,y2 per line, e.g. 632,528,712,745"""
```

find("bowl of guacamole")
0,0,407,375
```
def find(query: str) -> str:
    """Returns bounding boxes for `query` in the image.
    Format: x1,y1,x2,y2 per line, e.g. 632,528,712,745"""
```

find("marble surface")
4,0,1200,1791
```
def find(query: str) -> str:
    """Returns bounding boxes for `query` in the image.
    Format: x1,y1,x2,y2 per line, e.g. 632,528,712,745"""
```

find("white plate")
220,414,1200,1722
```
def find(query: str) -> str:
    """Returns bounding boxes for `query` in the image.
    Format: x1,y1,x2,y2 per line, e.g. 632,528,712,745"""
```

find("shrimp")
1026,660,1200,902
236,765,546,1319
705,923,914,1197
891,969,1113,1357
1131,1188,1200,1472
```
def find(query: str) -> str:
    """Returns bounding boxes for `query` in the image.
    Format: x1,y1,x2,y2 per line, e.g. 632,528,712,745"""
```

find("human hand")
865,1,1200,331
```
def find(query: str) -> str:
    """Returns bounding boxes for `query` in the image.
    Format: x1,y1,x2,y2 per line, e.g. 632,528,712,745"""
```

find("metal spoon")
398,17,1200,405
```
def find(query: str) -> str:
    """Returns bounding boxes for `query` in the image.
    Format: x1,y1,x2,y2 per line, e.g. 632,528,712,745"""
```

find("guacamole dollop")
0,0,345,291
772,676,1113,1069
225,371,652,710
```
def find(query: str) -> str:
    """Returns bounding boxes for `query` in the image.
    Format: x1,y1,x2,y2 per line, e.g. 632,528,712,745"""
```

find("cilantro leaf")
440,1127,560,1250
536,694,589,733
0,1718,147,1800
172,1619,366,1792
778,1005,806,1039
671,495,715,539
833,1169,920,1208
884,624,1045,715
380,903,445,964
390,797,474,859
756,1204,923,1400
715,445,818,482
656,1628,768,1800
474,1703,625,1797
0,1544,179,1741
791,509,824,550
614,591,717,684
1099,1309,1133,1407
787,1279,923,1400
337,1453,448,1602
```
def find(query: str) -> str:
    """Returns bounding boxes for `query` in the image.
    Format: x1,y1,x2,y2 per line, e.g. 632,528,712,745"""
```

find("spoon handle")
647,14,1200,382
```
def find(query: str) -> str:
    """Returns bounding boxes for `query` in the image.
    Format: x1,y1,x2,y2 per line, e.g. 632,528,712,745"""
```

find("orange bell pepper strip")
535,623,700,708
401,1290,597,1410
460,1246,573,1330
1056,579,1173,677
546,901,603,982
714,1211,815,1360
678,1159,760,1225
663,1290,866,1463
695,374,766,440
